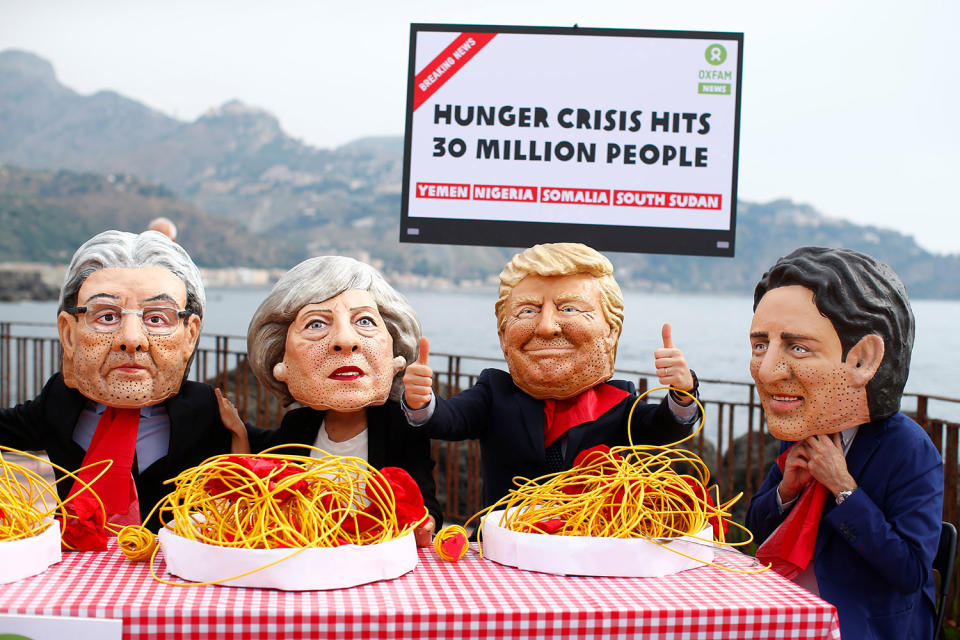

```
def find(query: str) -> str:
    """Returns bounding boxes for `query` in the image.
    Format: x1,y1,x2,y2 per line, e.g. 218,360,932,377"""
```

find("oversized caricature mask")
750,285,884,440
57,266,201,409
499,271,619,400
272,289,406,412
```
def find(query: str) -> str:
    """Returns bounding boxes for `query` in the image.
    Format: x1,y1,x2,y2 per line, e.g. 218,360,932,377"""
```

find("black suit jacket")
423,368,693,509
247,401,443,527
0,373,232,532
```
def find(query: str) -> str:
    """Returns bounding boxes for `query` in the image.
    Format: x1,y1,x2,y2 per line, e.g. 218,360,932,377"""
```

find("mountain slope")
0,50,391,235
0,49,957,298
0,166,293,268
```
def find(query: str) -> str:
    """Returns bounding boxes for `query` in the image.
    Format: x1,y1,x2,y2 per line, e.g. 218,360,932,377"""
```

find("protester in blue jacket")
745,247,943,640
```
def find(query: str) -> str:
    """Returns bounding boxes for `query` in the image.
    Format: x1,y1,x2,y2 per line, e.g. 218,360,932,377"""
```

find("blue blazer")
420,368,693,510
746,412,943,640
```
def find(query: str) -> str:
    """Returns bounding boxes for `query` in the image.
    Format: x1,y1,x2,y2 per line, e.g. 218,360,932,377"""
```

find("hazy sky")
2,0,957,254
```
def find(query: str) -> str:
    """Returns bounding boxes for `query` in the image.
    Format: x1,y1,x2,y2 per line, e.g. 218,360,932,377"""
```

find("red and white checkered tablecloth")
0,540,840,640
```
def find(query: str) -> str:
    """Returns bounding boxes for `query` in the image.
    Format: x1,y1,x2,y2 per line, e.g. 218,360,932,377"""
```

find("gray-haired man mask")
57,231,203,406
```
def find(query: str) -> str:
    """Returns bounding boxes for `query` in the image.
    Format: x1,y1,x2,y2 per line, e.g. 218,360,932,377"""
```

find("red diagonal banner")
413,32,496,111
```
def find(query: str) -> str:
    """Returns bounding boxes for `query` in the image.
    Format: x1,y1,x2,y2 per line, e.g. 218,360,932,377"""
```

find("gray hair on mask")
59,230,205,317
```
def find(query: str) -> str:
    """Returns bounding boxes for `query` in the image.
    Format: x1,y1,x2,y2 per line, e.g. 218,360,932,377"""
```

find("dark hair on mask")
754,246,914,421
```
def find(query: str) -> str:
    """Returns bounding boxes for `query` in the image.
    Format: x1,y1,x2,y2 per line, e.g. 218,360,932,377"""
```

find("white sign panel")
401,24,743,257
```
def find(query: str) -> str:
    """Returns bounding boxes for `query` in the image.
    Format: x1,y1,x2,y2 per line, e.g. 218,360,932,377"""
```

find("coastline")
0,262,501,298
2,288,958,424
6,260,958,300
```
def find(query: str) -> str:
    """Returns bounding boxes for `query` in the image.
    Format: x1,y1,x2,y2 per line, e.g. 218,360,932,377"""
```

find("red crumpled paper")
527,446,626,531
573,444,623,471
340,466,427,536
59,493,108,551
559,445,624,497
378,467,427,528
206,456,308,502
525,517,566,534
533,444,726,538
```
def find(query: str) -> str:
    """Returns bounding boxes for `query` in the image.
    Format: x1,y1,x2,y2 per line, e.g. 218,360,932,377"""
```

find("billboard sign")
401,24,743,257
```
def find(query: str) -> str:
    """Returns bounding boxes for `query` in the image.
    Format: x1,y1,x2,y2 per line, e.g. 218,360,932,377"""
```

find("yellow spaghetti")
436,387,766,573
433,524,468,562
0,445,114,549
118,445,429,584
485,443,736,541
0,450,58,541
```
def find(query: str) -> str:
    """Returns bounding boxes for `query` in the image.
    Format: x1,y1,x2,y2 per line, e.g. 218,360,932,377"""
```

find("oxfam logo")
705,44,727,65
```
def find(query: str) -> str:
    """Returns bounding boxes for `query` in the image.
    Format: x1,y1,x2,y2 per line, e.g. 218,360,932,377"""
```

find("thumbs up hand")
654,323,694,403
403,336,435,410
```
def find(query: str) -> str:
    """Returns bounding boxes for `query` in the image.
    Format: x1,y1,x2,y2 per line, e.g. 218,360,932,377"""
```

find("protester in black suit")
402,243,700,510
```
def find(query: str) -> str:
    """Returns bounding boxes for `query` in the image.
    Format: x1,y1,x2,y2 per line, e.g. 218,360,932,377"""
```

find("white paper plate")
158,527,418,590
0,522,62,584
480,509,714,577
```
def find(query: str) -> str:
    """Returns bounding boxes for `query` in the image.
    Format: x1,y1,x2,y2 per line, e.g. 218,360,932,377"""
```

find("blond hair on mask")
495,243,623,347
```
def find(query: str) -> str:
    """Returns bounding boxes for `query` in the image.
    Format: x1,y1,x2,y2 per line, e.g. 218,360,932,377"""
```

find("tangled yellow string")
443,387,767,574
433,524,469,562
486,444,737,541
0,450,58,541
0,445,114,549
118,445,428,585
117,524,157,561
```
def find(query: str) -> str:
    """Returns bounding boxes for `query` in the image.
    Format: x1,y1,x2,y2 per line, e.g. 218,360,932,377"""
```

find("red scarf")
61,406,142,550
543,384,631,448
755,445,829,579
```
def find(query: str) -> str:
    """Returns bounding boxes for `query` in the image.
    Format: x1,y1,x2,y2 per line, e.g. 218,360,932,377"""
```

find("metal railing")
2,321,959,625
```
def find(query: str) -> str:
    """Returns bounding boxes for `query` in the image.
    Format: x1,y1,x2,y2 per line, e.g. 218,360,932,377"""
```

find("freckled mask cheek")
504,326,614,400
761,365,870,440
148,334,192,399
281,348,332,408
283,337,396,412
69,333,188,409
61,348,76,389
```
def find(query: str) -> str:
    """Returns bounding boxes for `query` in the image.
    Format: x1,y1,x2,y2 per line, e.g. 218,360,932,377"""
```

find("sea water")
2,288,957,421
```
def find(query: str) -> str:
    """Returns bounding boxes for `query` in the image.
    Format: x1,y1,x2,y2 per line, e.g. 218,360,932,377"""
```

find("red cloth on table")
755,444,830,579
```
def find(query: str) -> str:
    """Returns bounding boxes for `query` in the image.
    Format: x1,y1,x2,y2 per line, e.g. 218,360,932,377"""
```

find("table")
0,540,840,639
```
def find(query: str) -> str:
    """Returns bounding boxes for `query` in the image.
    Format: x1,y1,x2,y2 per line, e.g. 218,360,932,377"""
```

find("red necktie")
62,406,142,550
755,445,830,579
543,384,631,448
